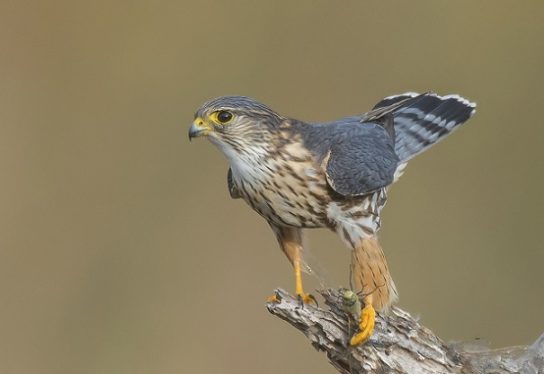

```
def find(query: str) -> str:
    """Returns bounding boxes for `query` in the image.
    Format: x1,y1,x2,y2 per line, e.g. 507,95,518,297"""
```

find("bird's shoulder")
287,117,394,161
286,117,399,197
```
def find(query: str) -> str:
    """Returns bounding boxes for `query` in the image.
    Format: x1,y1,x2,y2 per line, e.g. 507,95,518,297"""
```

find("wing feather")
227,168,241,199
371,92,476,162
322,124,399,197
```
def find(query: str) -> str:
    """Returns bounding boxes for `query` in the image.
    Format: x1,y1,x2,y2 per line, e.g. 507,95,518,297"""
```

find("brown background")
1,1,543,373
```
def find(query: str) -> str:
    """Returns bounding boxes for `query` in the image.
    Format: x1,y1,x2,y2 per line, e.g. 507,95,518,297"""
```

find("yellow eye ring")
211,110,233,124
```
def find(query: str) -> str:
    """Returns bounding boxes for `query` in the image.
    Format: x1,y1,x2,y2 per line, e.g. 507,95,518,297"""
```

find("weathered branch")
266,289,544,374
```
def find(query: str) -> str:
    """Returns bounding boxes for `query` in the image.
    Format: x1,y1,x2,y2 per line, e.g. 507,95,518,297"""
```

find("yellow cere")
190,117,212,136
193,117,207,128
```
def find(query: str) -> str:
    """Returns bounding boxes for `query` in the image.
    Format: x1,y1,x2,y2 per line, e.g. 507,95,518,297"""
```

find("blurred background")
1,1,543,373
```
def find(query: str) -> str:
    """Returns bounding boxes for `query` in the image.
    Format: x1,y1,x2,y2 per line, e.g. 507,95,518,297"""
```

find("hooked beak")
188,117,211,141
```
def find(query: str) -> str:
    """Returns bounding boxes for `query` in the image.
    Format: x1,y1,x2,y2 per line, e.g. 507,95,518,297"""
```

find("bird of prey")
188,92,476,345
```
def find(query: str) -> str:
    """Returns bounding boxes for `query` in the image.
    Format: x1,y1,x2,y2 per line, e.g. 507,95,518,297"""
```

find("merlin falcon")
188,92,476,345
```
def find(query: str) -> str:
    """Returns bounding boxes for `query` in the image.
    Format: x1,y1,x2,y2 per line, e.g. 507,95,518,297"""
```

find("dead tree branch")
266,289,544,374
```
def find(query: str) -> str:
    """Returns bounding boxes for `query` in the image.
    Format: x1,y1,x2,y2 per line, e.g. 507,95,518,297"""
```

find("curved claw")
349,304,376,346
297,292,318,307
267,292,282,303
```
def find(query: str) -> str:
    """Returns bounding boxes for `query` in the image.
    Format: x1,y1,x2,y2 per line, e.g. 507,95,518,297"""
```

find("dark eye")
216,110,233,123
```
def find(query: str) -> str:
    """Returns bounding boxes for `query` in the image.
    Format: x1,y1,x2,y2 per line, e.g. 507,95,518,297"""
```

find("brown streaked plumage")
189,92,476,344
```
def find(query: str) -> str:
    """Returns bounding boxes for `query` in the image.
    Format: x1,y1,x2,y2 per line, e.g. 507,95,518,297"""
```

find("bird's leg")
348,237,397,345
291,246,317,305
268,225,316,305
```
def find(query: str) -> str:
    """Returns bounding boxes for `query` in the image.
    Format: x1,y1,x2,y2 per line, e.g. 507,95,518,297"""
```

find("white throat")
209,137,269,184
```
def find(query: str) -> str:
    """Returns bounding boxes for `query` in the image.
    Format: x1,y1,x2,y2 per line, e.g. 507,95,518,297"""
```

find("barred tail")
351,237,398,311
374,92,476,162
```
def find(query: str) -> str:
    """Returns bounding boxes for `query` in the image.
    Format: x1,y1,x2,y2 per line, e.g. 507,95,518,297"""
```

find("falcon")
188,92,476,345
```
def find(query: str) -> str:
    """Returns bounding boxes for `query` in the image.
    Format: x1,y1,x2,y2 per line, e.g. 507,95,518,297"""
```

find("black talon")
308,294,318,307
296,293,318,308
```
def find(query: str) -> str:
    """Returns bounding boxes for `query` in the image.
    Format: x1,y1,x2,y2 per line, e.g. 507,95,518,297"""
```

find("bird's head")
189,96,283,158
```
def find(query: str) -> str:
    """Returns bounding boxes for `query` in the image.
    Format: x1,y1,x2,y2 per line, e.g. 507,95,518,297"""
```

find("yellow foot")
349,304,376,346
267,293,281,303
266,291,316,305
296,292,318,306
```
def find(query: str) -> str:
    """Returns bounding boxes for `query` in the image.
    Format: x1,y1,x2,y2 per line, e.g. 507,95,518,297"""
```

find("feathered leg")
350,237,398,345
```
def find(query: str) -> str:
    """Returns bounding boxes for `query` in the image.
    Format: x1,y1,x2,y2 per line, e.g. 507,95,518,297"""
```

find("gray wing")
300,92,475,197
227,168,241,199
312,123,399,197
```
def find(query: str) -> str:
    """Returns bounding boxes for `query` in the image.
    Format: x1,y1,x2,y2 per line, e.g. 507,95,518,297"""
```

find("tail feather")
351,237,398,311
374,92,476,162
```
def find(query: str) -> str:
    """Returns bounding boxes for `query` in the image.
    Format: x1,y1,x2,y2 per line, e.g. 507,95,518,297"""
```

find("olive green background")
1,1,543,373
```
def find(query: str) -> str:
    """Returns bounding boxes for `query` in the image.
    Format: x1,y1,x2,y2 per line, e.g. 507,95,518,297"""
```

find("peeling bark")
266,289,544,374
